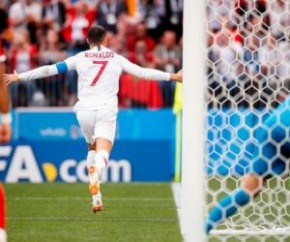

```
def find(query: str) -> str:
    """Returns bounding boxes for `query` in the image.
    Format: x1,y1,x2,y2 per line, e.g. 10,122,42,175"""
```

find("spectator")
39,29,67,65
214,33,242,81
42,0,66,31
126,22,156,52
259,34,278,77
276,40,290,82
154,30,181,107
38,29,68,106
63,1,95,54
25,0,42,44
96,0,127,34
120,37,161,108
161,0,183,38
8,30,38,107
269,0,290,39
8,0,42,44
62,1,96,98
138,0,164,40
8,0,27,31
154,30,181,73
207,0,227,34
128,40,155,68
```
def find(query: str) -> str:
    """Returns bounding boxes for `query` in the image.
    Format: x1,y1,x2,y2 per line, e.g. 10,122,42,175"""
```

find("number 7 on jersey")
90,61,108,86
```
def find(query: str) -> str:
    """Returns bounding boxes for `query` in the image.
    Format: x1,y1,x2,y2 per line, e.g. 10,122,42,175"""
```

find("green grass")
4,183,182,242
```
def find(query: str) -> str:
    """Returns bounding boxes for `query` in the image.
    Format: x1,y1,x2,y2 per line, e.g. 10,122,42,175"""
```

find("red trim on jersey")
0,45,5,62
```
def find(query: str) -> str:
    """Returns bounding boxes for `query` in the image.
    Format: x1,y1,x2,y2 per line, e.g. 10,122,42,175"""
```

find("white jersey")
19,46,171,111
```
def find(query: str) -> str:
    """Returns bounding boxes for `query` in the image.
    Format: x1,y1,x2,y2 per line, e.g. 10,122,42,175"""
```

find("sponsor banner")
15,109,175,141
16,111,83,141
0,140,172,183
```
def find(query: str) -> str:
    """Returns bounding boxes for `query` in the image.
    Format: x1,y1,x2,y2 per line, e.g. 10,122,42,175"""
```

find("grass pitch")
4,183,182,242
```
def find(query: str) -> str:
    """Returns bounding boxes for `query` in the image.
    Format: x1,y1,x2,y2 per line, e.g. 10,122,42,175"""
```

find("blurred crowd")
6,0,289,110
0,0,183,108
207,0,290,109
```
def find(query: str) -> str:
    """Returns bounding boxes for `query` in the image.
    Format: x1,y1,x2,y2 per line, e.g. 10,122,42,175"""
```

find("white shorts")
76,109,117,144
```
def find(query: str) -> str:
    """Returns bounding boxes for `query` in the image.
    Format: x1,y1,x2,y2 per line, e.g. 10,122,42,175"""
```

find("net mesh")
206,0,290,241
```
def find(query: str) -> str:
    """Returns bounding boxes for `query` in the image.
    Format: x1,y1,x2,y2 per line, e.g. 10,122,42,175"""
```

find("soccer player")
205,96,290,233
0,43,11,242
4,26,183,213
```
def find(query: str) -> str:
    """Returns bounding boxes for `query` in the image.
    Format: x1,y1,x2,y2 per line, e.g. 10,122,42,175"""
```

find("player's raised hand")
176,69,183,82
4,70,20,85
170,69,183,83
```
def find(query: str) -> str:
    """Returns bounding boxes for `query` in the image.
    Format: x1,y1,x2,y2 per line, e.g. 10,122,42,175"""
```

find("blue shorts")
251,96,290,176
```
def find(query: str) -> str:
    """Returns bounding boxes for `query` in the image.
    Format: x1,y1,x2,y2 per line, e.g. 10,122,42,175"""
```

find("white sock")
87,150,97,184
95,150,109,174
87,150,96,168
93,192,102,201
0,228,7,242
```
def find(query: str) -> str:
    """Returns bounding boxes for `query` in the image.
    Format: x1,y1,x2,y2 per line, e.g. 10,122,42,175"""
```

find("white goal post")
181,0,206,241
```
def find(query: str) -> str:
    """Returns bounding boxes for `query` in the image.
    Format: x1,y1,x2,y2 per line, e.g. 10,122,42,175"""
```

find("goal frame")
181,0,206,241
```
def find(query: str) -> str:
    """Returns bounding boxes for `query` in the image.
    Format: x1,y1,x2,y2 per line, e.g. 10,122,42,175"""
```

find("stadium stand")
1,0,183,108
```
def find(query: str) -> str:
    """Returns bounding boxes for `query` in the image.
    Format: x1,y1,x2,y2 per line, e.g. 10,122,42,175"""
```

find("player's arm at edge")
117,55,182,83
4,57,76,84
0,62,9,114
0,58,12,143
0,60,11,124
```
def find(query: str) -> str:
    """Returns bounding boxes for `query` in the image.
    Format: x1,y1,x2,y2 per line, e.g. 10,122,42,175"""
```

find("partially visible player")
4,26,183,213
0,43,11,242
205,96,290,233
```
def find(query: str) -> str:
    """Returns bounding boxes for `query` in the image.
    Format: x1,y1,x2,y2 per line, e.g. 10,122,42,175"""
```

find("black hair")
87,26,107,47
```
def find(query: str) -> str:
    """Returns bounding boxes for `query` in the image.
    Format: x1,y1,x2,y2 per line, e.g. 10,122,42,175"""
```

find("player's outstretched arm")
118,55,183,83
4,65,59,85
4,56,76,85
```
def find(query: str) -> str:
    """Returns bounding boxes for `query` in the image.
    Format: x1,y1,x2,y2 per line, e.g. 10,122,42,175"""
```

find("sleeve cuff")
18,73,25,81
1,113,12,124
0,55,6,62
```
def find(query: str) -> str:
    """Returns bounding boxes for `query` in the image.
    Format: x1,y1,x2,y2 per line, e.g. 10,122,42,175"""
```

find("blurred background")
1,0,183,108
205,0,290,237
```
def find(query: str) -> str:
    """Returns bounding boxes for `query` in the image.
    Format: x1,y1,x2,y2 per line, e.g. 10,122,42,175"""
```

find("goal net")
205,0,290,241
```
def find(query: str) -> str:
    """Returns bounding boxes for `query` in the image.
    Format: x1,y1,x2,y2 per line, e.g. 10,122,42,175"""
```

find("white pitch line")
8,217,176,223
171,183,182,233
8,197,172,201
